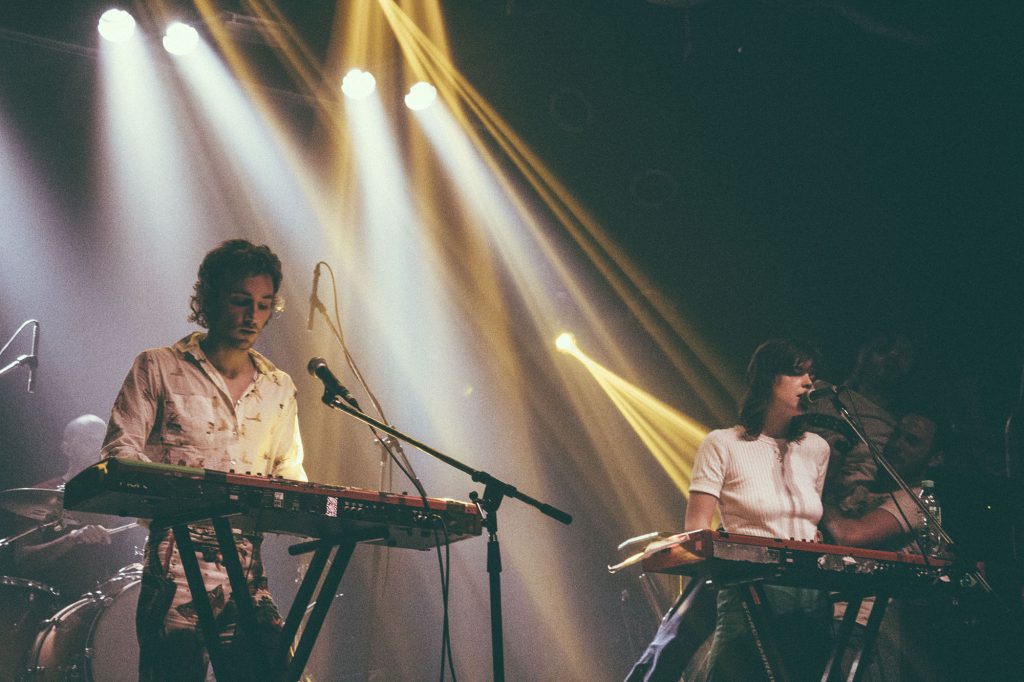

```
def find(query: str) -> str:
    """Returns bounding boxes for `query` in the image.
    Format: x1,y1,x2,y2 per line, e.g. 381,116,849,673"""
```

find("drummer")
2,414,139,599
37,414,108,490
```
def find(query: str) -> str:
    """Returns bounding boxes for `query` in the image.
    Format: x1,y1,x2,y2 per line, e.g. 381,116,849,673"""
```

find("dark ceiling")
2,0,1022,438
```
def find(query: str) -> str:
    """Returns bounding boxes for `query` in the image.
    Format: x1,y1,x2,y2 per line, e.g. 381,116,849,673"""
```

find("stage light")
163,22,199,56
555,332,578,354
341,69,376,100
97,9,136,43
404,82,437,111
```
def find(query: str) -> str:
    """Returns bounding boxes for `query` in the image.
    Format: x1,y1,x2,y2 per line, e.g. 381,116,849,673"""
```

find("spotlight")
555,332,578,355
97,9,136,43
341,69,376,100
163,22,199,56
404,82,437,111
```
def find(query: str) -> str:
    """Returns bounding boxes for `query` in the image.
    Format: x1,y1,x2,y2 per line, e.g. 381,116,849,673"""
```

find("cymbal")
0,487,136,531
0,488,63,522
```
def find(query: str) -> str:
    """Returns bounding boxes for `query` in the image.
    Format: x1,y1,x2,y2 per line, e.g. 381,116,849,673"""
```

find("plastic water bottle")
918,480,944,556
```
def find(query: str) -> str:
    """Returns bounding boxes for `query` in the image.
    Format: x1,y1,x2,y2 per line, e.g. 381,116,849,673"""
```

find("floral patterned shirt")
101,332,307,481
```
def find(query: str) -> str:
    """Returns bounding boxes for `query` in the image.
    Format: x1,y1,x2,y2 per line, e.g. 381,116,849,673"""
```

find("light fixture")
341,69,376,100
404,82,437,111
163,22,199,56
555,332,578,355
97,9,136,43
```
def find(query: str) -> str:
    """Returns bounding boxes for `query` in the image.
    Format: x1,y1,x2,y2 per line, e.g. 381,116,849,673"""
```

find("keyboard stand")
159,512,385,682
278,528,387,682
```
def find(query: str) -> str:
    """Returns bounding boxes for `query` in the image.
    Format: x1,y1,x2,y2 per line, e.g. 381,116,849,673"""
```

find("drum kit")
0,486,142,681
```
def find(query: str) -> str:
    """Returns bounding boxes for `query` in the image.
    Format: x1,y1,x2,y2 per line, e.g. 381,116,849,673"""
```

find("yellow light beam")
376,0,742,424
569,341,708,496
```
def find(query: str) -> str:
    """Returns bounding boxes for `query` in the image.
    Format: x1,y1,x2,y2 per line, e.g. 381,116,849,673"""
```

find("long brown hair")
738,338,820,441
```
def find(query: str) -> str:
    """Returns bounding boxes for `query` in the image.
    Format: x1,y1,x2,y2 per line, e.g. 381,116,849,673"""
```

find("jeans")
704,585,831,682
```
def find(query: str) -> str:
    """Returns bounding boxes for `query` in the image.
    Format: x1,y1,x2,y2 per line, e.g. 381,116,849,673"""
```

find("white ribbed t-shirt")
689,426,829,541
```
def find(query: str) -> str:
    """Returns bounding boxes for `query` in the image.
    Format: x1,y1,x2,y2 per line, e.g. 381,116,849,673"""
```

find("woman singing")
685,338,832,680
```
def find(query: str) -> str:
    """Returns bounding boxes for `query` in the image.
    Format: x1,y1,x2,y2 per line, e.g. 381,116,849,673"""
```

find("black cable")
432,518,456,682
315,261,459,680
318,262,422,484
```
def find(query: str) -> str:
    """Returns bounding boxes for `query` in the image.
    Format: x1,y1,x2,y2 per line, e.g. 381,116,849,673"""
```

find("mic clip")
329,388,362,413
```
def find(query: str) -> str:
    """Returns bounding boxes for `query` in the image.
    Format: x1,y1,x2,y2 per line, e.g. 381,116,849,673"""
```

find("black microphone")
801,382,841,405
306,264,321,331
307,357,361,410
27,321,39,393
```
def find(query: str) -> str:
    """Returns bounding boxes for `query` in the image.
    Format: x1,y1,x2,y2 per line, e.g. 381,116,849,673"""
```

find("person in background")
101,239,307,681
5,414,140,600
822,412,943,551
809,333,915,518
36,414,107,489
820,411,959,681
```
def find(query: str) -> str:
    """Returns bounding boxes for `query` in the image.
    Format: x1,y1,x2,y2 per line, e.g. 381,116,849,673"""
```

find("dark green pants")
705,585,831,681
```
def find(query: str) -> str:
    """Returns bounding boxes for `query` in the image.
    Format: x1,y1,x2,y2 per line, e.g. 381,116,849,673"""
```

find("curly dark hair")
188,239,284,328
738,338,821,441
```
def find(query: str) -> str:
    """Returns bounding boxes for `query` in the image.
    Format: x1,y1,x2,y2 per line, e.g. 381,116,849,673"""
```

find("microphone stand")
0,354,36,379
827,394,994,595
316,387,573,682
0,319,38,391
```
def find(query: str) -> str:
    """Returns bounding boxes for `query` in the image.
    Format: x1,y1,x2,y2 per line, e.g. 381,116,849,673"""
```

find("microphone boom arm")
0,319,39,392
831,395,998,601
829,395,953,546
314,366,571,682
319,391,573,522
317,390,572,526
0,354,35,377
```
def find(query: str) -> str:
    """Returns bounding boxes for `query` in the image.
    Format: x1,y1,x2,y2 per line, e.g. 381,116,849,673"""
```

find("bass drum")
26,566,141,681
0,576,59,681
